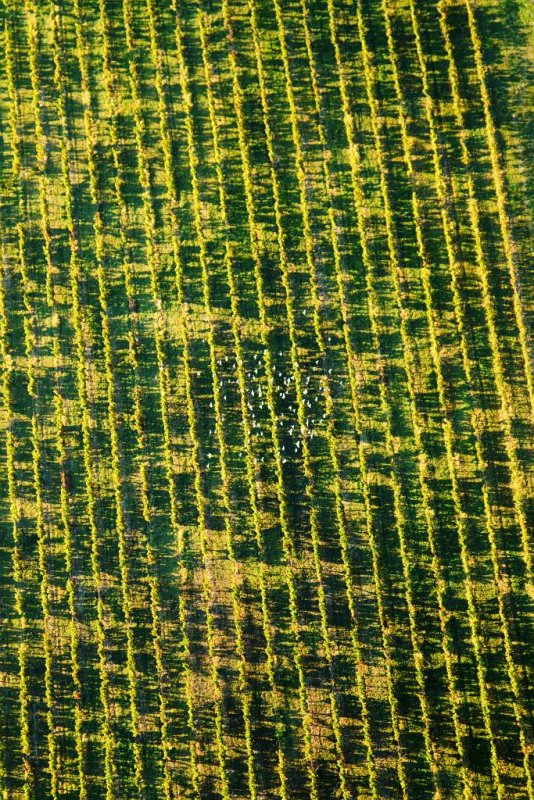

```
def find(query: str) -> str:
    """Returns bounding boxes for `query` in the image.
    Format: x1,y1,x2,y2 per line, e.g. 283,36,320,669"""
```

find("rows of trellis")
0,0,532,798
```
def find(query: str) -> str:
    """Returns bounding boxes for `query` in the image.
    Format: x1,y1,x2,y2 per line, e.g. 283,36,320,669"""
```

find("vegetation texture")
0,0,532,797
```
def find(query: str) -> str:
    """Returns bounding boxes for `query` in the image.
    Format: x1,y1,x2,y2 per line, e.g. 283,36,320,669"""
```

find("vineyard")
0,0,532,797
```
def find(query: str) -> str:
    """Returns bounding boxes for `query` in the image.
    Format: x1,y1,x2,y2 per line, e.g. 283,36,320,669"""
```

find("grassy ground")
0,0,532,798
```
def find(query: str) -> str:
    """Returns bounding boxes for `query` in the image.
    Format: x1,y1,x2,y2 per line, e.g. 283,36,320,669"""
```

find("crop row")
0,0,531,798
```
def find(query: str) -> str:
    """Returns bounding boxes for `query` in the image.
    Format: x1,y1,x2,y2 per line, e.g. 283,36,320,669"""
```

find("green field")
0,0,532,797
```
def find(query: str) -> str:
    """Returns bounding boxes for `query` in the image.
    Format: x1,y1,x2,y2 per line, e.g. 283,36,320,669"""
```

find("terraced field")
0,0,532,797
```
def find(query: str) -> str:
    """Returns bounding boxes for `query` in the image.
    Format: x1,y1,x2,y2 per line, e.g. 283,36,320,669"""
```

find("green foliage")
0,0,532,798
